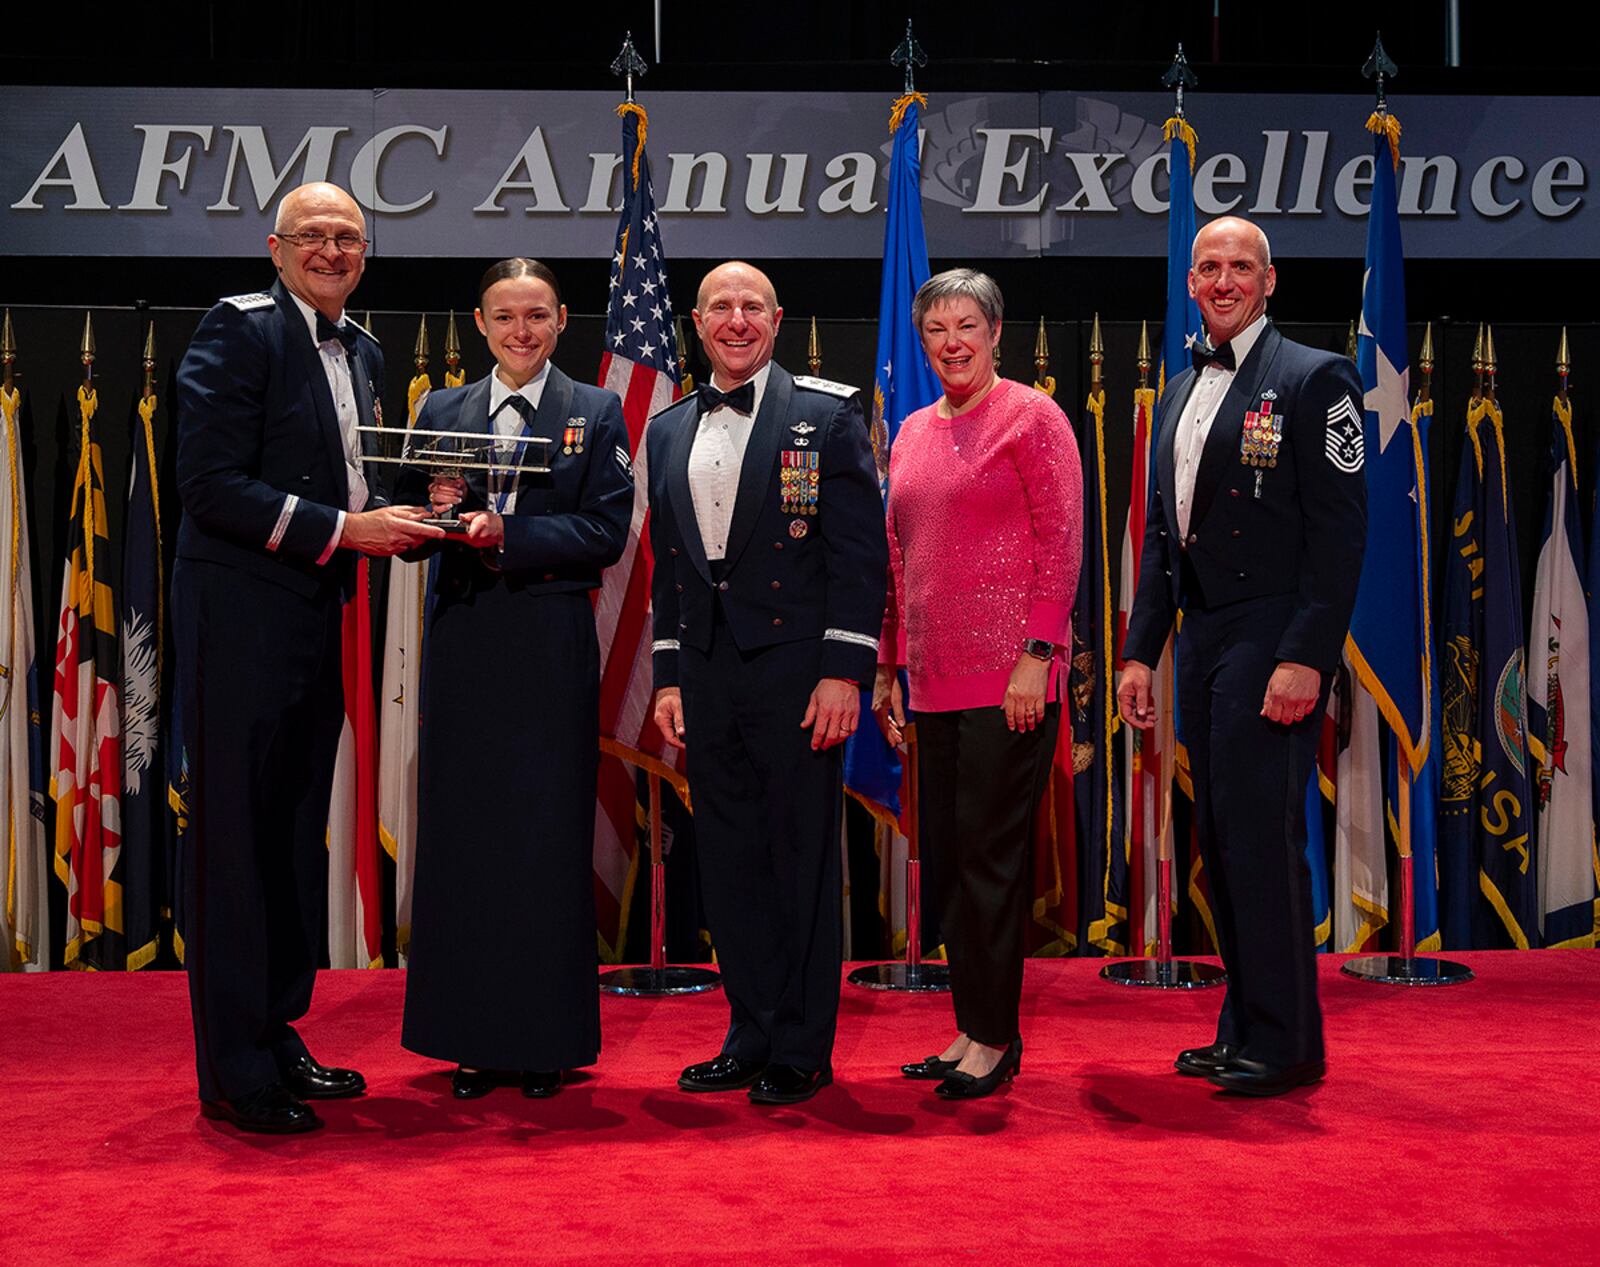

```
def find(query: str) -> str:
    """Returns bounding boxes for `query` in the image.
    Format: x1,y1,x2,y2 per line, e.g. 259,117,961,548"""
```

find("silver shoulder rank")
792,374,857,398
221,292,275,311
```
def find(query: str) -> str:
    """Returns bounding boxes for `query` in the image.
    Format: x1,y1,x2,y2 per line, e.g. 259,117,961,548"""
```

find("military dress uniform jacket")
176,278,384,597
647,363,888,688
395,367,633,596
1122,322,1367,672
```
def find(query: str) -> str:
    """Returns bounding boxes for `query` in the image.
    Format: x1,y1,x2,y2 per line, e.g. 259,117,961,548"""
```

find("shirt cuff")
316,510,347,566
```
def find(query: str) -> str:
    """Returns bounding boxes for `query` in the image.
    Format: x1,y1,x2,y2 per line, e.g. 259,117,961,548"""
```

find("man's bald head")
268,182,369,322
692,260,784,388
274,181,366,236
1192,215,1271,269
695,261,778,314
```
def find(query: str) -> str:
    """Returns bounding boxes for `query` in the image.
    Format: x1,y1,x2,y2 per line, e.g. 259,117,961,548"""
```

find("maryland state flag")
50,374,125,968
1529,395,1597,947
1439,389,1537,948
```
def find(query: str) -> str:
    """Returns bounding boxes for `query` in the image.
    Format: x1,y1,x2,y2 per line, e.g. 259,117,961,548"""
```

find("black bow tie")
315,312,359,355
1191,339,1236,373
699,381,756,414
495,394,534,424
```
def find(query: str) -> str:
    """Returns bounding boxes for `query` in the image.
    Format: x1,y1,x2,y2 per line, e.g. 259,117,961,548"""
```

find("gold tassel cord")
889,91,928,136
1366,110,1403,171
1163,116,1198,174
616,102,649,189
136,391,164,684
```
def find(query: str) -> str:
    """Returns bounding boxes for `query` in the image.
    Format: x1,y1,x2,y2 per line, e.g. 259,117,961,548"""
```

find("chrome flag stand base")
1340,955,1474,986
1100,958,1226,989
847,960,950,992
598,770,721,998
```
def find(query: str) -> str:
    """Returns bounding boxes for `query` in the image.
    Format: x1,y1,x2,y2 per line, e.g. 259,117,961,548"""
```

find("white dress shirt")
688,362,771,561
485,364,550,516
288,293,368,564
1173,313,1268,537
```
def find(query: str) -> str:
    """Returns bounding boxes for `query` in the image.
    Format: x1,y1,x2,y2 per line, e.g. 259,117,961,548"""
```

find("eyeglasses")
277,230,368,254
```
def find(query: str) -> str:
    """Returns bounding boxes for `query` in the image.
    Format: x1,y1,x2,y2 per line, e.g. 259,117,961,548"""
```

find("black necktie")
496,394,534,426
316,312,359,355
1191,338,1236,374
699,381,756,414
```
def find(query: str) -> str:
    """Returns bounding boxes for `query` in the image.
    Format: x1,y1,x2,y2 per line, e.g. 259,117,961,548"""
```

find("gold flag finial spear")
1346,318,1359,362
1088,314,1104,394
2,309,16,393
1136,319,1152,391
1557,326,1571,406
445,311,461,368
1471,323,1486,400
414,315,430,375
80,310,96,384
1417,321,1434,406
807,317,822,377
1484,324,1499,402
141,320,156,400
1033,317,1050,381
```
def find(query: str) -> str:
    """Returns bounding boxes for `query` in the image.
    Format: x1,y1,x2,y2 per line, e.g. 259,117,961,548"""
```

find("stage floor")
2,954,1597,1264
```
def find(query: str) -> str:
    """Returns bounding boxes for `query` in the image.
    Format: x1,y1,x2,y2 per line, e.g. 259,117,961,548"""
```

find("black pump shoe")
934,1039,1022,1100
901,1053,959,1080
451,1067,517,1099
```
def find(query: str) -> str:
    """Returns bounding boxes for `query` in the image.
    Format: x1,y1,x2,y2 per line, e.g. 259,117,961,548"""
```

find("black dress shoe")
1207,1057,1326,1097
677,1054,766,1093
747,1064,832,1105
281,1055,366,1100
521,1070,562,1099
200,1084,322,1134
1174,1041,1237,1078
901,1053,959,1080
451,1067,518,1099
934,1039,1021,1100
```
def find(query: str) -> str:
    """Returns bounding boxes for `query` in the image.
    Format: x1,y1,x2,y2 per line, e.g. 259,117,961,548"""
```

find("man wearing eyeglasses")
173,181,442,1134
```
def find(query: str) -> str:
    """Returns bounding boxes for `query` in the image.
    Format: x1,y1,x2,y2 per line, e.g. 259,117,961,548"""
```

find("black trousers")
1178,592,1326,1067
916,703,1059,1048
679,617,843,1070
172,559,345,1102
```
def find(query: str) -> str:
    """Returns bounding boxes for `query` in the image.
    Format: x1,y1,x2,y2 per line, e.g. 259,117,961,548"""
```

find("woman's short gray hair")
912,268,1005,330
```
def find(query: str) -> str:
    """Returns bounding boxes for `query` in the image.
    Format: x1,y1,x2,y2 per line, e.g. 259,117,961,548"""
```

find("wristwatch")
1021,638,1054,662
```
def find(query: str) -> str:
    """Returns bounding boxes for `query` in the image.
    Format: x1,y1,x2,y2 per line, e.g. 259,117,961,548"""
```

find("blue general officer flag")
1158,117,1203,399
843,91,940,823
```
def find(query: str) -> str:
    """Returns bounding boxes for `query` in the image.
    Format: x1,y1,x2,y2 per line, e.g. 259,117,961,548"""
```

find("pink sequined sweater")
880,379,1083,713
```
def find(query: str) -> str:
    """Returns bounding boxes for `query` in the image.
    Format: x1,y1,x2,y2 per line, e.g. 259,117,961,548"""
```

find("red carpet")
2,954,1597,1264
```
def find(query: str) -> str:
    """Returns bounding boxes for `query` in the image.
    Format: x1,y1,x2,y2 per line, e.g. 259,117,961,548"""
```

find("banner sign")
2,87,1590,258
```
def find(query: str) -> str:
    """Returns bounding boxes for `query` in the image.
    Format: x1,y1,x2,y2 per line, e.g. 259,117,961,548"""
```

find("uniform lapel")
665,401,712,586
724,363,791,570
272,280,348,503
1190,322,1283,534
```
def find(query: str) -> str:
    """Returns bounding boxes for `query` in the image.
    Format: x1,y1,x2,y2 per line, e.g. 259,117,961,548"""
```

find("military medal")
781,449,820,515
790,518,809,539
563,418,587,455
371,391,383,430
1240,393,1282,498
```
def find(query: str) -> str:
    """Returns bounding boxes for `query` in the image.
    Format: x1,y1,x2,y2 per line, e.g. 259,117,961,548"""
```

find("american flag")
594,102,683,958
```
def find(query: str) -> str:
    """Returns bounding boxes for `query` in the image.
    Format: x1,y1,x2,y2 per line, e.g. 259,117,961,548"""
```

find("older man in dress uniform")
1119,216,1367,1096
173,182,441,1133
648,261,887,1105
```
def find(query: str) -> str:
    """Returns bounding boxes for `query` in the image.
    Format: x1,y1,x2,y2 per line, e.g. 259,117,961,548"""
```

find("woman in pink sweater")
872,269,1082,1099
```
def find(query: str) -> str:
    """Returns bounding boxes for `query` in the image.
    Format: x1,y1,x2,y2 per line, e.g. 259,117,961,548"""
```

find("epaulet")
351,321,380,347
649,389,697,421
221,292,275,312
792,374,857,398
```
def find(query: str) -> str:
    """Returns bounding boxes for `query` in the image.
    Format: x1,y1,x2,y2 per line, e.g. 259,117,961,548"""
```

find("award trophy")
360,424,553,535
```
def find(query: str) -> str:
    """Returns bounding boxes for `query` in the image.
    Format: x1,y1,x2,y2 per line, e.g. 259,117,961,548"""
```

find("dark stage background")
3,3,1596,965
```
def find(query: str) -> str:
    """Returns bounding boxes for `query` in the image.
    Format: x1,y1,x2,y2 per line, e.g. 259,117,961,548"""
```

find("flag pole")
846,18,948,993
597,31,718,997
1102,313,1222,988
1338,41,1473,987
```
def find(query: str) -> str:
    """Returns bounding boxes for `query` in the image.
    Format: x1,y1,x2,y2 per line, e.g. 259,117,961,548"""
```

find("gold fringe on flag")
889,91,928,135
616,102,649,188
1163,116,1198,174
1366,110,1403,170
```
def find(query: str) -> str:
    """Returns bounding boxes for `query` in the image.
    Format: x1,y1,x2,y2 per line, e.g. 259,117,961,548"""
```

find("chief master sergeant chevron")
1118,216,1366,1098
173,181,442,1134
648,261,887,1105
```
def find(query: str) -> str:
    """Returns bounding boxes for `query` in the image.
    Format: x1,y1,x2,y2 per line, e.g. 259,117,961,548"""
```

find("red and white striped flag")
327,557,383,968
594,100,683,959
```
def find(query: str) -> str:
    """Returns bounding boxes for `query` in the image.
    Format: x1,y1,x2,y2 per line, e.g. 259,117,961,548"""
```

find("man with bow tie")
174,182,441,1133
1118,216,1366,1097
647,261,887,1105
